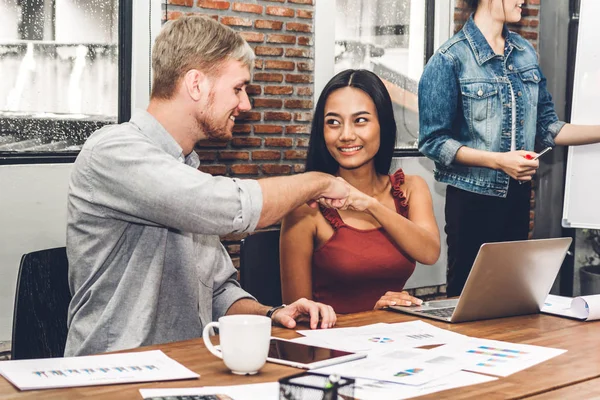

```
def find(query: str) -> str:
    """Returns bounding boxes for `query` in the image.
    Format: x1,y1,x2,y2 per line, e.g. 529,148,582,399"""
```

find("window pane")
0,0,118,154
335,0,425,149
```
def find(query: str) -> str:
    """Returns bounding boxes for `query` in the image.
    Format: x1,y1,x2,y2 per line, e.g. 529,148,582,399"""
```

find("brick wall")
454,0,542,240
163,0,315,269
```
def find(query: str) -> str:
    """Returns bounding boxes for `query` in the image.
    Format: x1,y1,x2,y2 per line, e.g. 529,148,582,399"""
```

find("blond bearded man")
65,15,347,356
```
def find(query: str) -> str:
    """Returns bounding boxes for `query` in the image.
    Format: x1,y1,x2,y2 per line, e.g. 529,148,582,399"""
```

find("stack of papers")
0,350,198,391
134,319,567,400
293,320,566,399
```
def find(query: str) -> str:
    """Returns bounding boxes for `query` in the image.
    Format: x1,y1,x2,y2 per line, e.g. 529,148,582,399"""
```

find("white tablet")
267,337,366,369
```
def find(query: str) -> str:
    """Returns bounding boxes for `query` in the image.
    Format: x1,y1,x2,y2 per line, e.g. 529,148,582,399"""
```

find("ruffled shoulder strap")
319,206,345,230
390,169,409,217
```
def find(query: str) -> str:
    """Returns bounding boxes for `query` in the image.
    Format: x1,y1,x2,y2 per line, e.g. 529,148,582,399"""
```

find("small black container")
279,371,355,400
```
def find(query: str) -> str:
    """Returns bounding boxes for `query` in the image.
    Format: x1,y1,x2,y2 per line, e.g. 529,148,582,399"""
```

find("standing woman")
418,0,600,297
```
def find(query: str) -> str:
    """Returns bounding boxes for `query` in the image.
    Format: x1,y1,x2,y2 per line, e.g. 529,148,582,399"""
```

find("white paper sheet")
423,338,566,377
139,382,279,400
352,370,497,400
542,294,600,321
137,372,497,400
296,323,391,338
295,321,467,352
314,352,462,386
0,350,198,391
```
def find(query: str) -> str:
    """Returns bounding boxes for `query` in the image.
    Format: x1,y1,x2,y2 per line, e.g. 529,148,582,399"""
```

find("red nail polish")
525,154,533,160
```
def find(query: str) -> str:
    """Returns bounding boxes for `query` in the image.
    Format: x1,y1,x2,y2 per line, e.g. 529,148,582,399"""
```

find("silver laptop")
391,238,572,323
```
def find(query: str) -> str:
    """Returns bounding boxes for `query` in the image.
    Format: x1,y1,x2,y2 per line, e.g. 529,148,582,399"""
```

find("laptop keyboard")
416,307,455,318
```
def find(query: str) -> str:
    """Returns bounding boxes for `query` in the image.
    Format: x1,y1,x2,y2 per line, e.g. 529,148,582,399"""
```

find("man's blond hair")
151,15,255,99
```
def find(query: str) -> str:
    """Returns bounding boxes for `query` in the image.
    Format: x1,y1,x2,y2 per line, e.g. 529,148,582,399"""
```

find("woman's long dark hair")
305,69,396,175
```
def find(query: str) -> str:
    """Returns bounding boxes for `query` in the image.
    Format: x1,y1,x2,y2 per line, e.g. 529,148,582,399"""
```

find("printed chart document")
295,320,468,352
352,371,497,400
423,338,566,377
0,350,198,391
542,294,600,321
314,350,462,386
139,382,278,400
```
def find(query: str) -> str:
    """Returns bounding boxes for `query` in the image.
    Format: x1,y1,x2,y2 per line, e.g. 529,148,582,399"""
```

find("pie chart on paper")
368,336,394,344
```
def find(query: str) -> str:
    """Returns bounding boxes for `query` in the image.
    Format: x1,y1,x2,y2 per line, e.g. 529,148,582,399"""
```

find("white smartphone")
533,147,552,160
267,337,366,369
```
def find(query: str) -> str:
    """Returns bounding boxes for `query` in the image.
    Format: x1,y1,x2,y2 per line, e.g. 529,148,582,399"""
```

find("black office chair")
11,247,72,360
239,230,282,306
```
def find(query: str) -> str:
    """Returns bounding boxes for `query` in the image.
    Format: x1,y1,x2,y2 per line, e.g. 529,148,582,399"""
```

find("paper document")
424,338,566,377
297,323,390,340
542,294,600,321
314,350,462,386
353,371,497,400
0,350,198,391
295,320,467,352
139,382,278,400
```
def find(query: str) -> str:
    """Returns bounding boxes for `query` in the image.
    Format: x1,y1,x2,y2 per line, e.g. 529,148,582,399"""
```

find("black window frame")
393,0,435,158
0,1,132,166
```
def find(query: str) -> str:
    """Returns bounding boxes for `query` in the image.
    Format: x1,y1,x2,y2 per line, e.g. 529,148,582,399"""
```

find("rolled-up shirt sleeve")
223,178,262,234
81,133,263,236
535,68,566,149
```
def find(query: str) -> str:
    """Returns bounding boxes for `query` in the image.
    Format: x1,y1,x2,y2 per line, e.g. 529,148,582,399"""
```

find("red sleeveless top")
312,169,416,314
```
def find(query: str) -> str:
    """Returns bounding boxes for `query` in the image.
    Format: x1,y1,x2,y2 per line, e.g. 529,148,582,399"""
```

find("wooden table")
526,377,600,399
0,310,598,399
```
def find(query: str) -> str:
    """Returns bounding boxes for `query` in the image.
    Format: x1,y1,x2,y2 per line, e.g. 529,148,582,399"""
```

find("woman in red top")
280,70,441,316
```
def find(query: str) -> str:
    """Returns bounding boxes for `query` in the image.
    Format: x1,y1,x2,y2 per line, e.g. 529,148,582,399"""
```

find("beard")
195,113,231,142
195,90,232,142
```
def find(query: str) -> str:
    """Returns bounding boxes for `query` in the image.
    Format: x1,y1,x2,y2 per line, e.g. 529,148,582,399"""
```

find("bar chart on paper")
406,334,434,340
425,338,566,377
467,346,529,368
0,350,198,390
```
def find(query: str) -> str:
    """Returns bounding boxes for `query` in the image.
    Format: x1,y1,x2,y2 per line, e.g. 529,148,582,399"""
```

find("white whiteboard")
562,0,600,229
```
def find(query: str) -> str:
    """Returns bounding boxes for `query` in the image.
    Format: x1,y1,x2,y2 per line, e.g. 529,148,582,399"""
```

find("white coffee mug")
202,314,272,375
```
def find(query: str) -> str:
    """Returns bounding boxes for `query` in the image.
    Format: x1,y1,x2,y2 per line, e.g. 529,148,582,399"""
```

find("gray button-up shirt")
65,110,262,356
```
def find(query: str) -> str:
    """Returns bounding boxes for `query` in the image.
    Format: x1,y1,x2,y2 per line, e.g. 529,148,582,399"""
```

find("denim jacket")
418,15,565,197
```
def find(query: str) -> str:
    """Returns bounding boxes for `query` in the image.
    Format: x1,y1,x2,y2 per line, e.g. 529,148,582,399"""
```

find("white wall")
0,164,72,341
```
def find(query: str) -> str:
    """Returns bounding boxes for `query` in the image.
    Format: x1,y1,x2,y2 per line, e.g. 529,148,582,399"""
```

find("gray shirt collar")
130,109,200,168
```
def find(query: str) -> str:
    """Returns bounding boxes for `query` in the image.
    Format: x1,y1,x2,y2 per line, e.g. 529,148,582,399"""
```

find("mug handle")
202,321,223,359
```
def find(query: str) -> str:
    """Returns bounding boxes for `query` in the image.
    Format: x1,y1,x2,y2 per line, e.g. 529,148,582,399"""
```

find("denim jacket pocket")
519,68,540,107
461,82,498,122
460,81,499,149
